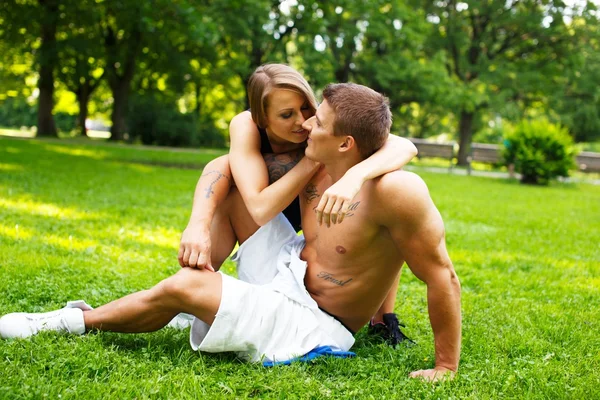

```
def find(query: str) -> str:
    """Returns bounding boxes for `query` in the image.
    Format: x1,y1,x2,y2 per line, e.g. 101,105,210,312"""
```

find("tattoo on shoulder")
201,170,231,199
305,183,320,203
263,151,303,184
346,201,361,217
317,271,353,286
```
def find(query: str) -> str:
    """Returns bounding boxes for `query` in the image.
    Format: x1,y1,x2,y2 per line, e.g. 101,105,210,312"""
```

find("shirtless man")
0,83,461,381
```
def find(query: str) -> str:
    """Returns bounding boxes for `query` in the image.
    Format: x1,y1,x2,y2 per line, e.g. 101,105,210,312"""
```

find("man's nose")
302,117,313,131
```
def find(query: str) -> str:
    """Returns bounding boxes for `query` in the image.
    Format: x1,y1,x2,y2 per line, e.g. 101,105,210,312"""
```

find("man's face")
302,100,342,162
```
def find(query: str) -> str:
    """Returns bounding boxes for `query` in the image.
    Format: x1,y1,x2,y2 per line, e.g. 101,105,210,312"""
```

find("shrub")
0,98,36,128
127,95,226,148
503,119,575,185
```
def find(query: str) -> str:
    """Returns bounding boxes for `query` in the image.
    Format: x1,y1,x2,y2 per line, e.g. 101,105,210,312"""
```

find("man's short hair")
322,83,391,159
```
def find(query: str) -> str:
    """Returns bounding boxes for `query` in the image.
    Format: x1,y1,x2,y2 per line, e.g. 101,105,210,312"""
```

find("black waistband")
318,307,356,335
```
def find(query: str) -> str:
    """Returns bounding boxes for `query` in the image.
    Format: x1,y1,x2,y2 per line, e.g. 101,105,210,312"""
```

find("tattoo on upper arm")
305,184,320,203
201,170,231,198
346,201,361,217
263,151,303,184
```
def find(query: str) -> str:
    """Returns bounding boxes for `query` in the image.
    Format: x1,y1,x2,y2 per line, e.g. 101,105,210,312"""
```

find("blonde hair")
247,64,318,129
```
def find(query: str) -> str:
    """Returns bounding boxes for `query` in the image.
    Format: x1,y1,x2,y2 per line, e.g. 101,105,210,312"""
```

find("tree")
56,3,105,136
418,0,576,164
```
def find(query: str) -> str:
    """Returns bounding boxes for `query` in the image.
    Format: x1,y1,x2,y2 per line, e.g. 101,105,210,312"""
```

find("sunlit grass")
0,136,598,399
0,127,35,138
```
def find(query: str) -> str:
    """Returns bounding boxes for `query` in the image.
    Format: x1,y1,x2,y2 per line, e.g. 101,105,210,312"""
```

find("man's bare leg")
85,268,222,333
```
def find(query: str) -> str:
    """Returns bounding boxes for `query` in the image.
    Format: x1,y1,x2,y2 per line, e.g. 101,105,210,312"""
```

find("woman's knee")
204,154,231,176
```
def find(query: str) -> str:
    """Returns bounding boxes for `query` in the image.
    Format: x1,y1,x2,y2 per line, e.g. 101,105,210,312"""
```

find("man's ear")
338,135,356,153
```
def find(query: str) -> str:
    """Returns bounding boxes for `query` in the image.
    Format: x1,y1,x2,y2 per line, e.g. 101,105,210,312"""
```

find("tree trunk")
457,110,475,166
242,74,251,110
76,86,90,137
36,0,59,137
110,81,130,141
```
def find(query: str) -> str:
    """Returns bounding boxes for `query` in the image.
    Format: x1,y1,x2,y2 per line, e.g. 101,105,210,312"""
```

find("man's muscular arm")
375,171,461,381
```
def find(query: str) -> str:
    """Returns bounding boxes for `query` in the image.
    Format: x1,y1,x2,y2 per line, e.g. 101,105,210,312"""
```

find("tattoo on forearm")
317,271,353,286
263,151,303,184
346,201,361,217
201,170,231,199
305,184,320,203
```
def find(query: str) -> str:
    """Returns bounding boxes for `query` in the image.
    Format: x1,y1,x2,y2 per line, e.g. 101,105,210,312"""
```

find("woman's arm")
315,134,418,226
179,155,232,270
228,112,321,226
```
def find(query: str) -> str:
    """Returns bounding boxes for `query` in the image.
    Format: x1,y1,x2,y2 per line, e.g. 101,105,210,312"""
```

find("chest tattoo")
317,271,353,286
305,184,320,203
346,201,361,217
336,245,347,254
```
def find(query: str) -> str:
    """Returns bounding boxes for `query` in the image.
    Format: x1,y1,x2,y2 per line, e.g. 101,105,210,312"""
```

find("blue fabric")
262,346,356,367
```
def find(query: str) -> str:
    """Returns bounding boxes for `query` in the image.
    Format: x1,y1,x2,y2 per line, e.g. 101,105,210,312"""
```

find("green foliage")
3,0,600,147
0,98,36,128
504,119,575,185
0,98,76,134
473,119,507,144
1,138,599,398
53,112,78,135
127,95,225,148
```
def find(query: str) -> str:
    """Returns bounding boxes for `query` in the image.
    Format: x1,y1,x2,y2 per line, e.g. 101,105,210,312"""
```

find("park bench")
575,152,600,173
408,138,456,171
466,143,507,175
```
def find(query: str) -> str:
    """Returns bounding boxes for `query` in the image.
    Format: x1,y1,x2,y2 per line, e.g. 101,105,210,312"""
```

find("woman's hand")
178,223,215,271
314,171,363,227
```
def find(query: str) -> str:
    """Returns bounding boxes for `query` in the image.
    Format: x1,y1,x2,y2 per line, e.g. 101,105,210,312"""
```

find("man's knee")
157,268,222,320
158,268,207,302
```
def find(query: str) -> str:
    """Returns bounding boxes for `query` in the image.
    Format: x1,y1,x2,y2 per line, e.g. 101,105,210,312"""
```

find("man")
0,83,461,381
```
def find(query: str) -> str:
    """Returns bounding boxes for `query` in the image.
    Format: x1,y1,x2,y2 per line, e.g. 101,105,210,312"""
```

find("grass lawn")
0,137,599,399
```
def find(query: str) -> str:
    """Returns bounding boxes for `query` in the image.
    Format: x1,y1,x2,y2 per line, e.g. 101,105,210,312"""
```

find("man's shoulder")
369,170,434,224
373,170,430,200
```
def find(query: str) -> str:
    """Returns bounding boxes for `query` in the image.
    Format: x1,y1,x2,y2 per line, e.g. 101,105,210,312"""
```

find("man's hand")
178,223,215,271
409,367,456,382
315,172,362,227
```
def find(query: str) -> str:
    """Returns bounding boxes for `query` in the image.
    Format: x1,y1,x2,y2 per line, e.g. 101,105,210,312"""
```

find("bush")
127,95,226,148
503,119,575,185
54,112,78,135
0,98,78,135
0,98,36,128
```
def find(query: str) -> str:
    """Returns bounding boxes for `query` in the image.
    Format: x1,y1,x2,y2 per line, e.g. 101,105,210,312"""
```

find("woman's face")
264,89,314,144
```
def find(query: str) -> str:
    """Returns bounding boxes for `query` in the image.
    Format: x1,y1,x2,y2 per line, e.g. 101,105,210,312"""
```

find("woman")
177,64,417,341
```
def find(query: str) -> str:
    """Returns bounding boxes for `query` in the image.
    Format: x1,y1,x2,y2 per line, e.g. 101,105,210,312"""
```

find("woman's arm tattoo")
200,170,231,198
263,150,304,184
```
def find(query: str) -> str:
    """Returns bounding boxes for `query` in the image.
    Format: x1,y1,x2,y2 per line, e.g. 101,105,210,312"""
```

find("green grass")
1,137,599,399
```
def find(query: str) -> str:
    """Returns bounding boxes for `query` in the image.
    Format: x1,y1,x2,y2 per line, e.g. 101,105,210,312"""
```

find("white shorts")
189,214,355,363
